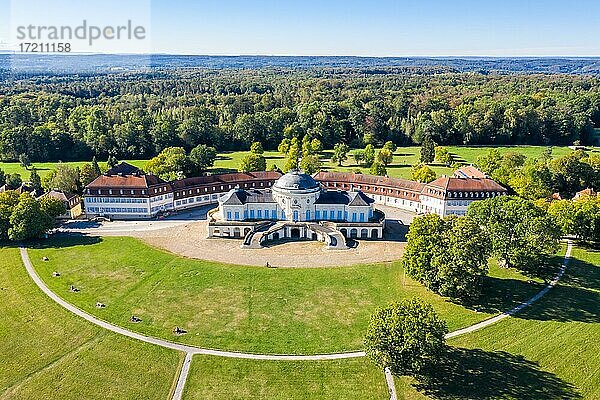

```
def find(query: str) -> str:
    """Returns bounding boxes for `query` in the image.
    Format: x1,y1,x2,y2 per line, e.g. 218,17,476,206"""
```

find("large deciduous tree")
331,143,350,166
190,144,217,172
467,196,561,278
145,147,192,181
43,164,81,193
402,214,490,301
239,153,267,173
411,164,437,183
365,298,448,377
8,194,53,241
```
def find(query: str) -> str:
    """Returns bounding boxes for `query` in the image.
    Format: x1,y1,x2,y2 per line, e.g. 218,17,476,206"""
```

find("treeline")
1,69,599,162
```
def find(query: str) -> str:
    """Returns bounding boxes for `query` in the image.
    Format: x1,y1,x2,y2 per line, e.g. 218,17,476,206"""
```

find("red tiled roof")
428,177,507,192
453,165,487,179
87,174,161,189
171,171,282,190
313,171,425,192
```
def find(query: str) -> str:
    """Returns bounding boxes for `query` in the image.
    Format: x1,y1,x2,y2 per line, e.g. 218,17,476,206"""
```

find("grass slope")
447,245,600,399
0,246,182,400
30,236,541,355
183,356,399,400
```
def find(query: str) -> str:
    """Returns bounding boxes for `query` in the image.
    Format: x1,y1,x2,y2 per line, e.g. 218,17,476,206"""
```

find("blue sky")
3,0,600,56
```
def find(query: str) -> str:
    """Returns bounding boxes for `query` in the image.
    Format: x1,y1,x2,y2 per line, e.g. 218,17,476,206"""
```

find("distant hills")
2,54,600,75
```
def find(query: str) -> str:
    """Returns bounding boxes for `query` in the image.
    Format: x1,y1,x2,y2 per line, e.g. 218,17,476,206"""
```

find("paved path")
173,352,193,400
20,240,572,399
384,367,398,400
445,240,572,339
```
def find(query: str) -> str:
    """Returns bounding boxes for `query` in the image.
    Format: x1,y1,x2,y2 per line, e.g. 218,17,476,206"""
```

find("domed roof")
274,170,320,191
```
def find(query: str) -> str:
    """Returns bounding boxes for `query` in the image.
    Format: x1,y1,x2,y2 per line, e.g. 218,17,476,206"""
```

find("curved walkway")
20,240,573,358
20,241,572,399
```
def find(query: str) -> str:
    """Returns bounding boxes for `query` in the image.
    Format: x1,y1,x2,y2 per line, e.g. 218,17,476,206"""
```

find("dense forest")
1,67,599,162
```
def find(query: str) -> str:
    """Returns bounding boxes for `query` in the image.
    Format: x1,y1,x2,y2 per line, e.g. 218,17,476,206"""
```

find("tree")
467,196,561,278
569,195,600,243
547,200,576,236
283,138,300,172
190,144,217,172
250,141,264,155
435,146,452,166
475,149,503,176
40,195,67,219
6,173,22,188
509,159,553,200
420,136,435,164
370,161,387,176
19,154,31,170
107,154,118,169
239,153,266,172
365,298,448,377
300,154,322,174
364,144,376,166
403,214,490,301
403,214,447,287
383,141,397,153
145,147,192,181
311,138,323,154
0,191,19,240
79,163,99,187
43,164,80,193
278,138,291,155
431,216,490,300
8,194,53,241
29,167,42,192
91,156,102,176
549,151,595,197
0,168,5,186
411,164,437,183
331,143,350,166
376,148,394,165
352,150,365,166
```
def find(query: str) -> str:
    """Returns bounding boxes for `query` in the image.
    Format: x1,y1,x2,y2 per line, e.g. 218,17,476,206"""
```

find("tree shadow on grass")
467,275,546,315
415,348,581,399
466,253,600,323
515,256,600,323
26,233,102,250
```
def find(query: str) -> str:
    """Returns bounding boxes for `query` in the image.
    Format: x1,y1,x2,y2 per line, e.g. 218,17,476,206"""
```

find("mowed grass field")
0,145,577,181
4,236,598,399
183,356,397,400
212,145,576,180
448,245,600,399
29,235,548,355
0,247,182,400
0,160,148,179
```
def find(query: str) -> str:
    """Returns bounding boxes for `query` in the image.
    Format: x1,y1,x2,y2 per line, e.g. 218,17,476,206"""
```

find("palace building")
208,170,384,249
83,162,507,247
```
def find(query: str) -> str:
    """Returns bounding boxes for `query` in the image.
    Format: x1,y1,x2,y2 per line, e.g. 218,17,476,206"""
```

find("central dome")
273,170,320,191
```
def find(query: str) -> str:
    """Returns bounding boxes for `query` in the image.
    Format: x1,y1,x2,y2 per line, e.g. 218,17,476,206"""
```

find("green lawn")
0,146,574,181
5,236,598,399
213,145,574,180
0,246,182,400
183,356,402,400
0,160,148,180
28,235,545,355
447,244,600,399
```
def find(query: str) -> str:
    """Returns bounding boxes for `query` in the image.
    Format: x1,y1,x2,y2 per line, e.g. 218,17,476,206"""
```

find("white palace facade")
84,163,507,247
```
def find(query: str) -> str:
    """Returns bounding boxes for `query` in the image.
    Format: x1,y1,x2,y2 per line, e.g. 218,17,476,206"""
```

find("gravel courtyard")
136,219,407,267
